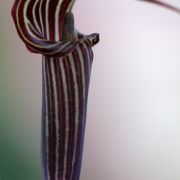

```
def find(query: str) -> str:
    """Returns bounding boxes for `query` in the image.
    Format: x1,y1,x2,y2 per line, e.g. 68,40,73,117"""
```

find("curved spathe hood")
11,0,99,57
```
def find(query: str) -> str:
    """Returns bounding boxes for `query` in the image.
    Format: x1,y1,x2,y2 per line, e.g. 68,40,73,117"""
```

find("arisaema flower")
11,0,99,180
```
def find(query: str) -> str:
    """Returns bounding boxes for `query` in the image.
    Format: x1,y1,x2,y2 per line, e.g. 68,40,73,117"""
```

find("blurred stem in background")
138,0,180,14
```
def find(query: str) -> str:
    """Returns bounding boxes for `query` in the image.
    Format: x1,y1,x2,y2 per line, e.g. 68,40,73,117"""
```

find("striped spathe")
11,0,99,180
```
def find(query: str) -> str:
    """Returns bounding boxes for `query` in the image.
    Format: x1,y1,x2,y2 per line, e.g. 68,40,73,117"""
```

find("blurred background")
1,0,180,179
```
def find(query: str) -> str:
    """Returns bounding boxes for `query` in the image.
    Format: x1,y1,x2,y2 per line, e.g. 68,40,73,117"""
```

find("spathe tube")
11,0,99,180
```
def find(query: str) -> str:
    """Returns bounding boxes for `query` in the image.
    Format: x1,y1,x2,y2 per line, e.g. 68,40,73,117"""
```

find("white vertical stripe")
23,0,30,27
83,43,91,77
55,1,63,41
55,0,76,41
59,59,70,180
50,59,60,180
76,47,86,155
66,0,76,13
76,46,86,100
39,0,44,36
69,53,79,180
32,0,41,33
45,0,50,40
